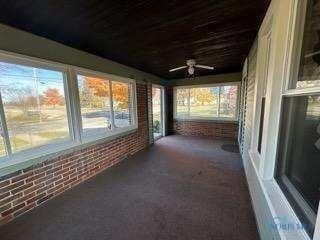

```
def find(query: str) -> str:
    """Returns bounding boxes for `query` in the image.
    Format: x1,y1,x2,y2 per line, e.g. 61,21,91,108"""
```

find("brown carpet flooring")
0,135,259,240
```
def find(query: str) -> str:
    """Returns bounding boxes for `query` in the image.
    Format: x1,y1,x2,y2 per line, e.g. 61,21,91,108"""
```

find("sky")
0,61,65,102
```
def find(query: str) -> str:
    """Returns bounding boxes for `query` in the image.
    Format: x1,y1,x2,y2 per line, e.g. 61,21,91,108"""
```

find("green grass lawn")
3,131,69,154
0,140,5,156
0,137,31,155
177,105,235,118
8,137,30,153
177,105,218,117
37,131,69,139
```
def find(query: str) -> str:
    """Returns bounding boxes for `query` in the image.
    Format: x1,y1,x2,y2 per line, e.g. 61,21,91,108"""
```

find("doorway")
152,85,164,140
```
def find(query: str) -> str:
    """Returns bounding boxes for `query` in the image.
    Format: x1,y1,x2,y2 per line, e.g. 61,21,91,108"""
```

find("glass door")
152,85,164,140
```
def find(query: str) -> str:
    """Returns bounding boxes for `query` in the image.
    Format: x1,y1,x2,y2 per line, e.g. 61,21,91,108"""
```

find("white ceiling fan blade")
195,65,214,70
169,66,188,72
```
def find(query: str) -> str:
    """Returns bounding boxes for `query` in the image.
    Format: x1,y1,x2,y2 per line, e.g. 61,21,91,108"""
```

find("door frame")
152,84,165,140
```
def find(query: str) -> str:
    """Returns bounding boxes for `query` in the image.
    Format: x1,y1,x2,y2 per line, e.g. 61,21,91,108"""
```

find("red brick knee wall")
0,83,150,226
173,120,238,140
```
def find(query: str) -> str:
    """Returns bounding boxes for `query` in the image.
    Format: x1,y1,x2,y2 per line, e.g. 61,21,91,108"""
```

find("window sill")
80,126,137,144
174,117,238,123
248,151,311,240
262,180,311,240
0,126,138,178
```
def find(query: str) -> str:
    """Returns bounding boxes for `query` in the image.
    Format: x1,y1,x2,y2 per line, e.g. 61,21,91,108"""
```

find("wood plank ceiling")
0,0,270,79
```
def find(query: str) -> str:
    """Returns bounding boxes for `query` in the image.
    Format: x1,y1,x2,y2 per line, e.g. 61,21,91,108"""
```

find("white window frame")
0,51,76,162
0,49,138,173
73,67,138,144
275,0,320,238
246,1,320,240
173,82,240,122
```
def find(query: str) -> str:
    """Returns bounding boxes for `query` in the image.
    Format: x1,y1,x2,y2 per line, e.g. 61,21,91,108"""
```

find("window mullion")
217,86,221,117
187,89,191,117
128,83,133,125
160,88,164,135
109,81,115,130
0,92,12,156
130,83,136,126
66,68,82,143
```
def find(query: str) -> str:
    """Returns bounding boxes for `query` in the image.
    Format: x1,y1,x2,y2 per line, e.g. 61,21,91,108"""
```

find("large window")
76,72,136,140
276,95,320,236
174,84,238,120
276,0,320,237
0,60,70,156
0,52,137,163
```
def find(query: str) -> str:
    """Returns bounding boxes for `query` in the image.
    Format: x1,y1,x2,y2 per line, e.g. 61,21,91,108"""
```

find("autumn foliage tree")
84,77,109,97
112,82,129,109
192,88,214,105
42,88,64,108
177,88,215,106
82,77,129,109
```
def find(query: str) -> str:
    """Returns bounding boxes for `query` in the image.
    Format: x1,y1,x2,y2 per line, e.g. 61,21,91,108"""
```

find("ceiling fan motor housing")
186,59,196,67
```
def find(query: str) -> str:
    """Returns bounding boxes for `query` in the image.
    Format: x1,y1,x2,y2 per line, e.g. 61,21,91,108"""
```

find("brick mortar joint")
0,83,150,225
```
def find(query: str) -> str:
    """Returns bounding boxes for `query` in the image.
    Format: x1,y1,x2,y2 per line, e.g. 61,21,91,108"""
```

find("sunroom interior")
0,0,319,240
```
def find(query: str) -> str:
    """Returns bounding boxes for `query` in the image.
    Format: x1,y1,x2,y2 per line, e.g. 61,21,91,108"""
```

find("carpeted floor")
0,135,259,240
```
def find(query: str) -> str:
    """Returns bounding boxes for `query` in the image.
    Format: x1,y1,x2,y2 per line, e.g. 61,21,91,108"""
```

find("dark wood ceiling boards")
0,0,270,79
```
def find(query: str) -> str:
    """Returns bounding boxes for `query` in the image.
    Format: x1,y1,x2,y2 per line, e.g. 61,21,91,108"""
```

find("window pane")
189,87,219,118
175,85,238,120
292,1,320,89
219,85,238,118
77,75,112,135
176,88,189,118
0,61,70,153
276,95,320,236
112,81,132,128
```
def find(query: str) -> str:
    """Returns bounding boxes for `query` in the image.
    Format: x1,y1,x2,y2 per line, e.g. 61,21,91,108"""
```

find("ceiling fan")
169,59,214,75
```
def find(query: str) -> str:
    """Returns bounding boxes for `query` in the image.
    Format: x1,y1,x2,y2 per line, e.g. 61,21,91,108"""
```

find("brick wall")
174,120,238,140
0,83,150,226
